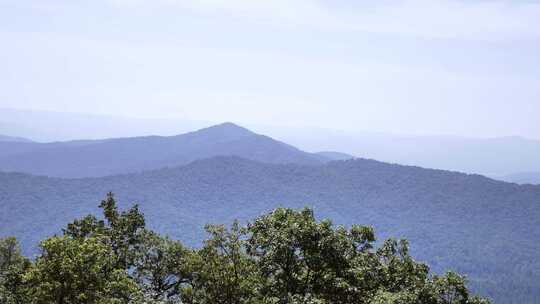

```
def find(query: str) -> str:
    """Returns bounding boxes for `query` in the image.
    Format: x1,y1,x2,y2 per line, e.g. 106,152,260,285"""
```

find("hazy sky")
1,0,539,138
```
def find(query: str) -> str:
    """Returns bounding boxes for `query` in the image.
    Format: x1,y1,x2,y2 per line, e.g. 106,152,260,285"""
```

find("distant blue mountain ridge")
3,108,540,181
0,123,330,178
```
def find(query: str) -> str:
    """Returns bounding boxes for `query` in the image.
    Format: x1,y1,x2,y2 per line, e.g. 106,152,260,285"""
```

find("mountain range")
0,123,329,178
2,108,540,183
1,157,539,303
0,122,539,303
266,128,540,181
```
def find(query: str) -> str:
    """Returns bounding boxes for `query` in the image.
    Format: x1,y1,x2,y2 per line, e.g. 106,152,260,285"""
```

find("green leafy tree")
245,208,377,303
430,271,491,304
2,194,491,304
245,208,490,304
0,237,31,304
24,236,141,304
182,221,259,304
64,192,146,270
132,230,191,302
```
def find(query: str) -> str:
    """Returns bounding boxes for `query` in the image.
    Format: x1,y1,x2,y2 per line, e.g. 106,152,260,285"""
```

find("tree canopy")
0,193,490,304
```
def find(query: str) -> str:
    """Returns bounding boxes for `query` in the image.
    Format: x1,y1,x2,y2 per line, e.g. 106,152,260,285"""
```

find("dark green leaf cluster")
0,193,490,304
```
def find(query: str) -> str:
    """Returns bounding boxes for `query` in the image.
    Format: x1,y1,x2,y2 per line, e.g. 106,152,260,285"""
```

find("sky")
1,0,539,138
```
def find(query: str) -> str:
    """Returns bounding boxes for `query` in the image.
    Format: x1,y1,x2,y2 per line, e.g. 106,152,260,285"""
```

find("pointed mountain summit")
195,122,255,137
174,122,256,143
0,122,326,178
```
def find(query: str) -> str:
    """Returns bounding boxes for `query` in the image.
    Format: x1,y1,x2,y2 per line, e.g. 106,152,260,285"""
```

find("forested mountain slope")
0,123,326,177
0,157,539,303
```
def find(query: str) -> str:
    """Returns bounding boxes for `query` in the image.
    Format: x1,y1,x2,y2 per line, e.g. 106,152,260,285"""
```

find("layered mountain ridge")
0,123,539,303
0,122,327,178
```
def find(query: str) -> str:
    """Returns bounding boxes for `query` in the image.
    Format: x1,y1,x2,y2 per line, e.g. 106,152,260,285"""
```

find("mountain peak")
194,122,256,138
214,122,250,130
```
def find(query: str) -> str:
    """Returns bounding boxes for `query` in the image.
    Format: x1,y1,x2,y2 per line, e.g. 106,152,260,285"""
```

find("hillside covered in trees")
0,194,490,303
1,157,539,303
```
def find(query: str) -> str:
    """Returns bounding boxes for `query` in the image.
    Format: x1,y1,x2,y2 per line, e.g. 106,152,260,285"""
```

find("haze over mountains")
0,134,33,143
2,108,540,183
0,123,327,178
0,108,207,142
500,172,540,185
271,129,540,181
3,0,539,302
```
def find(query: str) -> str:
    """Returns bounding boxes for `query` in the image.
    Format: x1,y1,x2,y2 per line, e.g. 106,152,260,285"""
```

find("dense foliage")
0,193,489,304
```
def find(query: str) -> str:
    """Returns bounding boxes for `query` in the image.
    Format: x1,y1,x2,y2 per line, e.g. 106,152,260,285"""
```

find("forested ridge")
1,157,539,303
0,193,490,303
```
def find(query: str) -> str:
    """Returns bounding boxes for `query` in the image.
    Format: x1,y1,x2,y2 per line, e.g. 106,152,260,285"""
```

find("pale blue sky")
1,0,539,138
